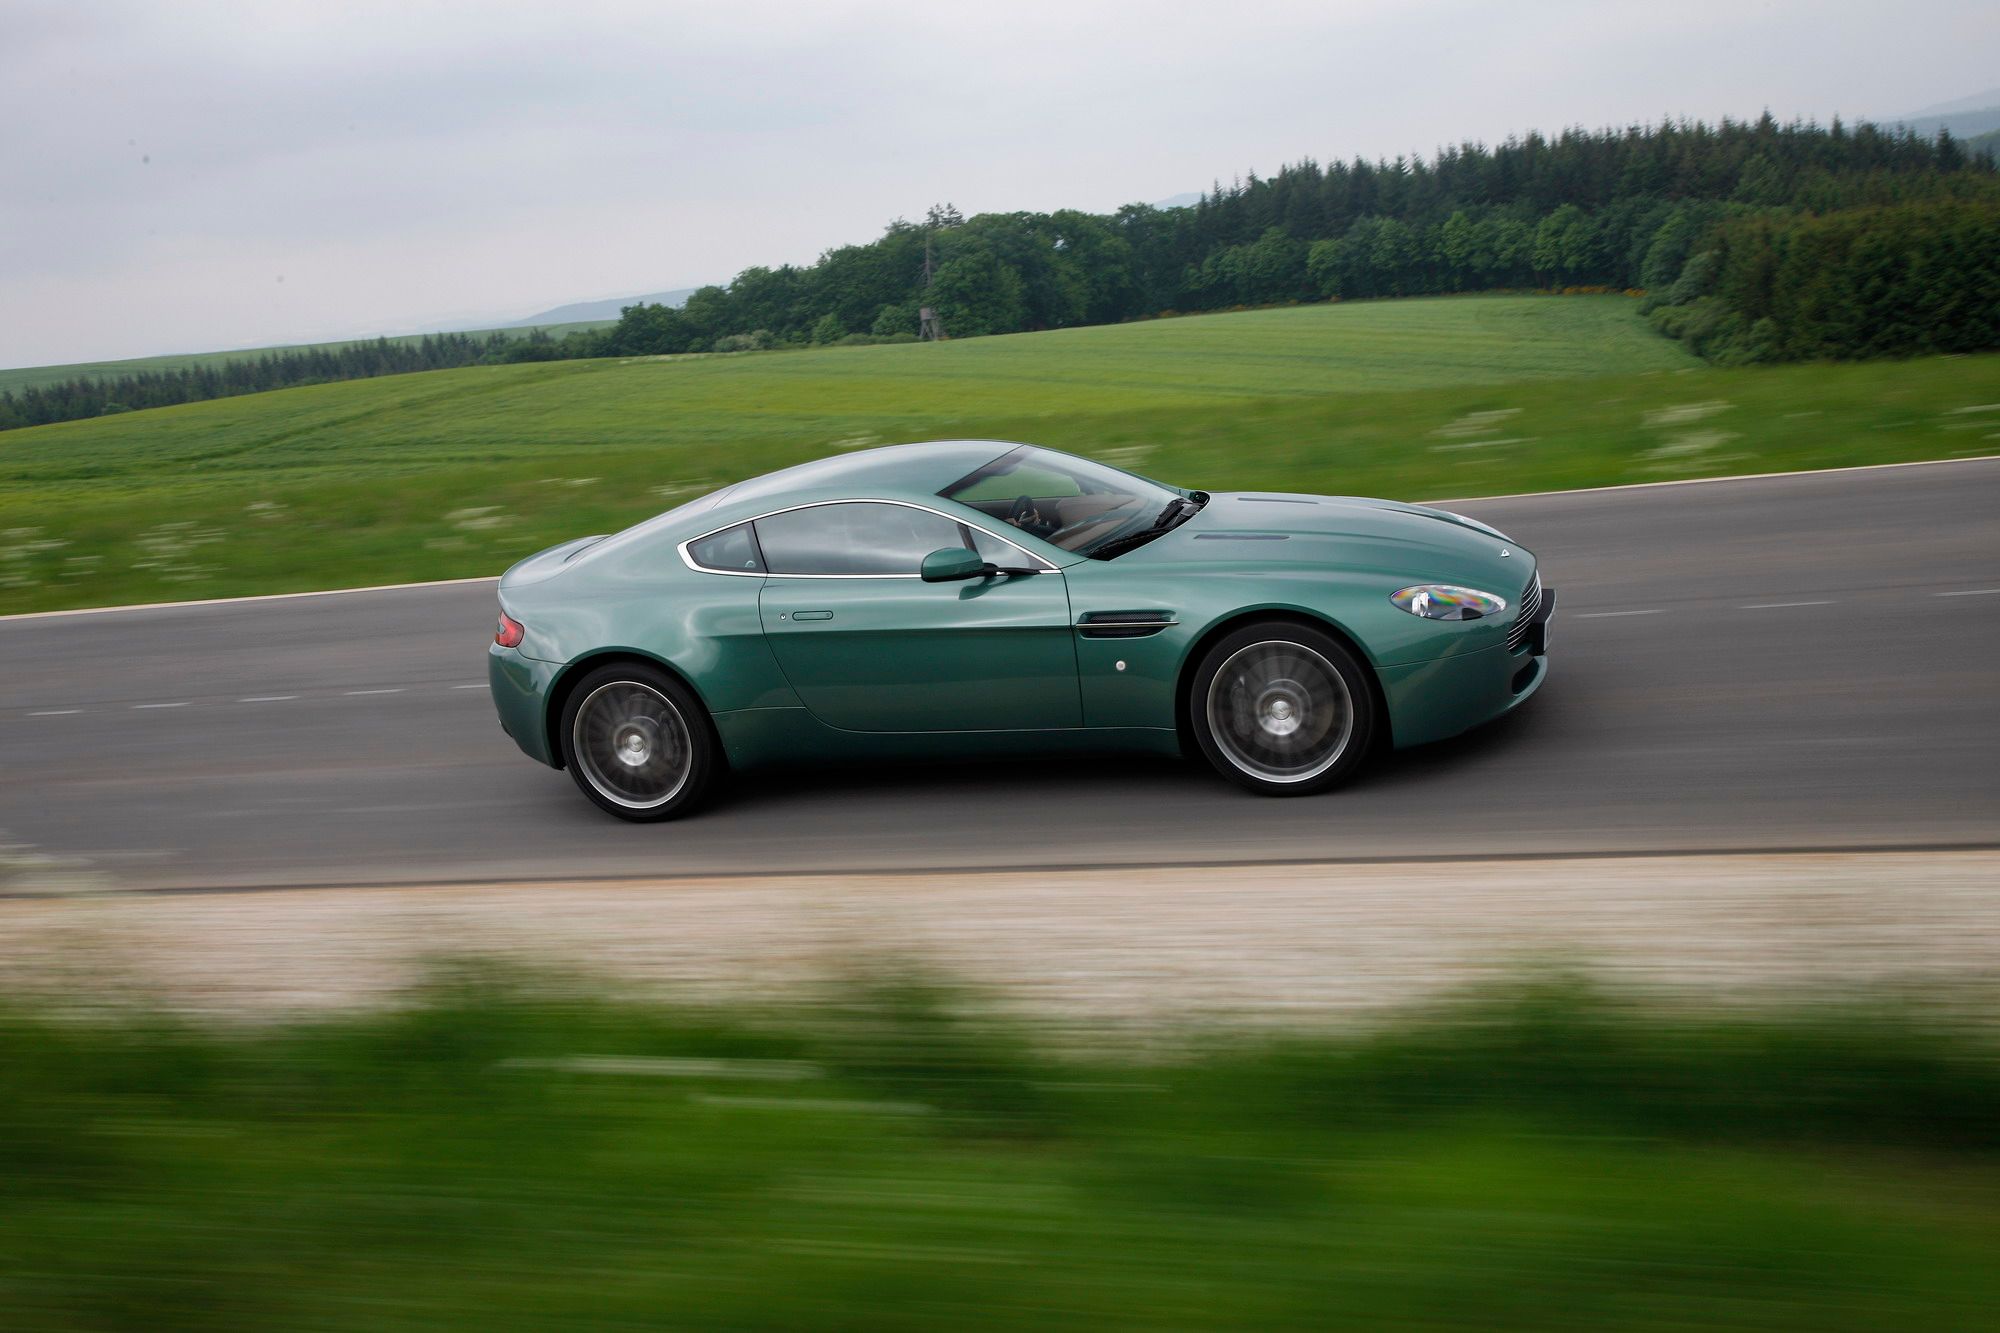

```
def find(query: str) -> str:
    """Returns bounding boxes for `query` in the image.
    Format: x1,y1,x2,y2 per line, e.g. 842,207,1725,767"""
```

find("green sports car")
489,440,1554,821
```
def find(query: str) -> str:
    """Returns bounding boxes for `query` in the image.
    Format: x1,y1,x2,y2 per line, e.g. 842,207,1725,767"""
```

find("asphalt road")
4,458,1997,892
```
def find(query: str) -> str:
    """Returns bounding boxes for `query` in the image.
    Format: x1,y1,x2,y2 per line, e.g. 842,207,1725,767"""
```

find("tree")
1532,207,1575,282
1439,210,1476,285
1306,237,1346,298
871,303,916,337
927,242,1025,337
1367,218,1422,295
1241,227,1309,302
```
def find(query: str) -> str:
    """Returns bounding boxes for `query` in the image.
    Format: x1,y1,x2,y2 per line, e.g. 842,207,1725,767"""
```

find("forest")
4,115,1996,432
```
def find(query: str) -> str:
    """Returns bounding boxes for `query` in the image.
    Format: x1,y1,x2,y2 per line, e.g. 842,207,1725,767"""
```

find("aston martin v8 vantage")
489,441,1554,820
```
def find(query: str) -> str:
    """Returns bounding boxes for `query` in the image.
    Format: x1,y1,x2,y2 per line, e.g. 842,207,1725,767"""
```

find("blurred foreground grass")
7,295,1998,613
3,969,1998,1330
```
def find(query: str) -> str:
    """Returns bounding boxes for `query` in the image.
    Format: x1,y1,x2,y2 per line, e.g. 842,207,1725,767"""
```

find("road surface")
4,459,1996,892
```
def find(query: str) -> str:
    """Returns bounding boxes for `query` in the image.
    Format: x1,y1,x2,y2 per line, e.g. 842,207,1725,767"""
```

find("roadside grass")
2,968,1998,1330
5,294,1996,613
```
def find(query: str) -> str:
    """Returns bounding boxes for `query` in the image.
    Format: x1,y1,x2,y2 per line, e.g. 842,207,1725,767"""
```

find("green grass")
3,969,1998,1330
0,320,613,394
5,293,1996,614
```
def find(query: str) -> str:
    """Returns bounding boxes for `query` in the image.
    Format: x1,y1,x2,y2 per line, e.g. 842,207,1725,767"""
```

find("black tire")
1188,621,1377,796
557,662,719,822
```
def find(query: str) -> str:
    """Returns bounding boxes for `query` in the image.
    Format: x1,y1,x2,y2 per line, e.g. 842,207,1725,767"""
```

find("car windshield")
939,446,1186,556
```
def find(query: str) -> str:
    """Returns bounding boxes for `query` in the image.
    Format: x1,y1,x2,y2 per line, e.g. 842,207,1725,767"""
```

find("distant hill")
1889,89,2000,141
1899,88,2000,119
1152,192,1204,210
503,288,697,326
1967,128,2000,160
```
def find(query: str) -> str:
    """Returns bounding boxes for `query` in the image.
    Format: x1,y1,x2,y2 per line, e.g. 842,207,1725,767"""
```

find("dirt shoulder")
4,850,1995,1022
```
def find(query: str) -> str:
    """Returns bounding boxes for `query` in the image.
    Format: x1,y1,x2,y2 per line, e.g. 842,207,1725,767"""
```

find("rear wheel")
558,662,717,821
1189,622,1376,796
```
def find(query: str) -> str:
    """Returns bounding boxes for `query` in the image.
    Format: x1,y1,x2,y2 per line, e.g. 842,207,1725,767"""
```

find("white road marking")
27,708,81,716
1935,588,2000,598
1425,451,2000,505
1741,600,1834,609
451,683,486,690
131,701,188,710
1576,609,1665,619
344,688,403,696
0,574,499,622
239,695,297,703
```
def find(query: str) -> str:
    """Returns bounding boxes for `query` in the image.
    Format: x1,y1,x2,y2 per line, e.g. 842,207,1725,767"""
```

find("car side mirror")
920,546,986,582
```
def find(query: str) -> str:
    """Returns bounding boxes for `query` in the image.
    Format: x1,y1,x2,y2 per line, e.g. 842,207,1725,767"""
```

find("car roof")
571,440,1049,572
718,440,1016,508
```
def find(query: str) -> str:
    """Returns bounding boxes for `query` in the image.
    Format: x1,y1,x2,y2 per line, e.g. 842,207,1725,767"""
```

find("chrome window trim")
677,498,1060,579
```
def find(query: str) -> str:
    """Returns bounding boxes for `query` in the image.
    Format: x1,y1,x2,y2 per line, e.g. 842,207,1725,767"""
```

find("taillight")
495,612,525,648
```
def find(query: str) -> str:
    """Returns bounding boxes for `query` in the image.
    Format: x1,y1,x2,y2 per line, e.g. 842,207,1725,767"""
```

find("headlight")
1390,584,1508,621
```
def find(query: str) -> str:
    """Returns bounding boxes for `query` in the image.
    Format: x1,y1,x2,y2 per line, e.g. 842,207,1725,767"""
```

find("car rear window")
685,522,765,574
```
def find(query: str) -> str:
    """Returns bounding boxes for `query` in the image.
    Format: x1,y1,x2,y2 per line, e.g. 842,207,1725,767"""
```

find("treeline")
586,116,1996,361
1646,199,2000,361
0,331,545,432
6,115,1997,432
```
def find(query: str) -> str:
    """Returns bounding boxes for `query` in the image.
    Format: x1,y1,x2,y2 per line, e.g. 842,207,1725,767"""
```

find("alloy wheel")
571,680,694,810
1203,640,1355,784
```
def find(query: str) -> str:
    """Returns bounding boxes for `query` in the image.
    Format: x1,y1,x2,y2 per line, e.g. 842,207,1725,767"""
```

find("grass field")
3,969,1998,1330
0,320,613,394
5,293,1997,614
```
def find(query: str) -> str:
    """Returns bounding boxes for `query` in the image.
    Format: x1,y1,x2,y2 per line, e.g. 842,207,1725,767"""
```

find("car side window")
963,524,1026,567
754,502,962,576
685,522,765,574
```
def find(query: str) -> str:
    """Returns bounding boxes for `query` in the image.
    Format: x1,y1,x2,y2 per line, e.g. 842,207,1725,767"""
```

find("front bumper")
1377,587,1554,748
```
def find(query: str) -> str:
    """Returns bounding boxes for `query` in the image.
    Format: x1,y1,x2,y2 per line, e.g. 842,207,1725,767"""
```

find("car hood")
1119,491,1532,591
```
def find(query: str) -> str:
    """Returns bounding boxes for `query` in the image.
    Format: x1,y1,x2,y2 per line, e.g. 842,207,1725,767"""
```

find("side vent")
1077,610,1178,639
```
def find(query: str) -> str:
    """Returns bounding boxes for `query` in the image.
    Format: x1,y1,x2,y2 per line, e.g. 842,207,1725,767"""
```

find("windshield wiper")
1087,492,1207,561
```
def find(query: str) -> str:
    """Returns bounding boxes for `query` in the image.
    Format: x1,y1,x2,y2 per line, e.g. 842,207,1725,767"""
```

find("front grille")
1507,571,1542,652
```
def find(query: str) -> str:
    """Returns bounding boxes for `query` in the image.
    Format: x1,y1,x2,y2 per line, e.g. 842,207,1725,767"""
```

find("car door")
753,500,1080,732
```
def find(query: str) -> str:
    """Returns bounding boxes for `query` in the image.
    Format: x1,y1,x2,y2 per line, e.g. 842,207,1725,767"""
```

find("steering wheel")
1008,494,1049,535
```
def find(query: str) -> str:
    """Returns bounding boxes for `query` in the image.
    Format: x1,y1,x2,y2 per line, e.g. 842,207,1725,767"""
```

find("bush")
711,329,773,354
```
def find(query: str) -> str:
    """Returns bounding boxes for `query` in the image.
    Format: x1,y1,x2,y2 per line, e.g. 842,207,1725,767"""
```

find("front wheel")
1188,623,1377,796
558,662,718,822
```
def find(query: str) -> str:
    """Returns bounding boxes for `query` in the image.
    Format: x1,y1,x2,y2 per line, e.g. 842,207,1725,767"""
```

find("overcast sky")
4,0,1996,368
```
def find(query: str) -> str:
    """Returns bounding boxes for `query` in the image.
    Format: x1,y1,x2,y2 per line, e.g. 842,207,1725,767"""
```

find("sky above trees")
4,0,1996,367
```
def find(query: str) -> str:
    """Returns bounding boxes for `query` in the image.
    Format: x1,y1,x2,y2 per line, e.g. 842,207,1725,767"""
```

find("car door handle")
789,610,834,621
